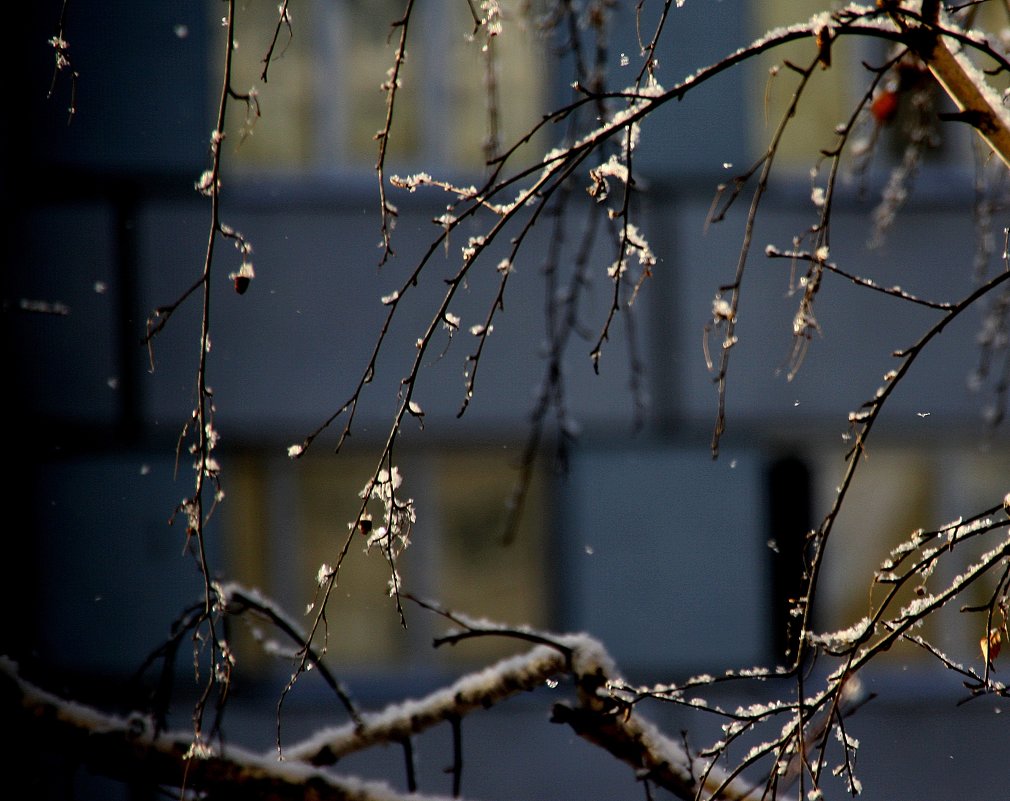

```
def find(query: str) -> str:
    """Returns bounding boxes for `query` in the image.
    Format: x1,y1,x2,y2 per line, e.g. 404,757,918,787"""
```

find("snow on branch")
889,3,1010,170
0,658,450,801
283,643,569,764
283,623,767,801
5,624,768,801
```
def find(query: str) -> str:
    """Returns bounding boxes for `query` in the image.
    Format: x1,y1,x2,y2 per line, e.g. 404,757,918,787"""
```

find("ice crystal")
195,170,218,196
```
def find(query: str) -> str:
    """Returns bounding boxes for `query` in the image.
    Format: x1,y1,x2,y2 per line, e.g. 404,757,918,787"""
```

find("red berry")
871,90,899,124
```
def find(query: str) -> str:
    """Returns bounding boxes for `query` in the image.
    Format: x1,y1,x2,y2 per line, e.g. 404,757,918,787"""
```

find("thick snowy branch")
1,658,456,801
4,629,769,801
282,644,569,764
889,5,1010,170
925,39,1010,169
550,699,767,801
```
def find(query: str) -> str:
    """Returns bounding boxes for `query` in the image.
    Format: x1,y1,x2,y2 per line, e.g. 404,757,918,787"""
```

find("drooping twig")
260,0,293,83
46,0,78,125
375,0,416,265
707,55,821,458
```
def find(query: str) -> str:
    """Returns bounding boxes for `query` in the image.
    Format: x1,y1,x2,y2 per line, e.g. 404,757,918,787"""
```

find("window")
224,446,550,674
813,446,1010,666
212,0,547,173
749,0,861,170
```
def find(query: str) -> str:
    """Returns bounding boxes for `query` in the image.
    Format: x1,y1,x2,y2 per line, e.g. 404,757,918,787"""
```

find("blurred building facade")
6,1,1009,799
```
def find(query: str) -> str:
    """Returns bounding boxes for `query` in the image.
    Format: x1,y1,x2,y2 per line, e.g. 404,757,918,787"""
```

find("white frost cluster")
194,170,218,197
480,0,502,42
809,617,873,652
389,172,432,192
358,467,417,589
712,294,734,322
462,235,486,262
608,224,656,279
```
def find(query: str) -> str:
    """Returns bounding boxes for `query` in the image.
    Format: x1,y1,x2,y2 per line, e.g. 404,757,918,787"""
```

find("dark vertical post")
767,455,813,665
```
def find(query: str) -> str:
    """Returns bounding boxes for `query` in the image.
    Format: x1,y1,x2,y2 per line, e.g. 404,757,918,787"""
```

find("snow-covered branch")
282,643,569,765
1,658,450,801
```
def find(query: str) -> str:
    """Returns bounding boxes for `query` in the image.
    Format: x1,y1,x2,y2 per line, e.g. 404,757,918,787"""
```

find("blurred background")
5,1,1009,798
